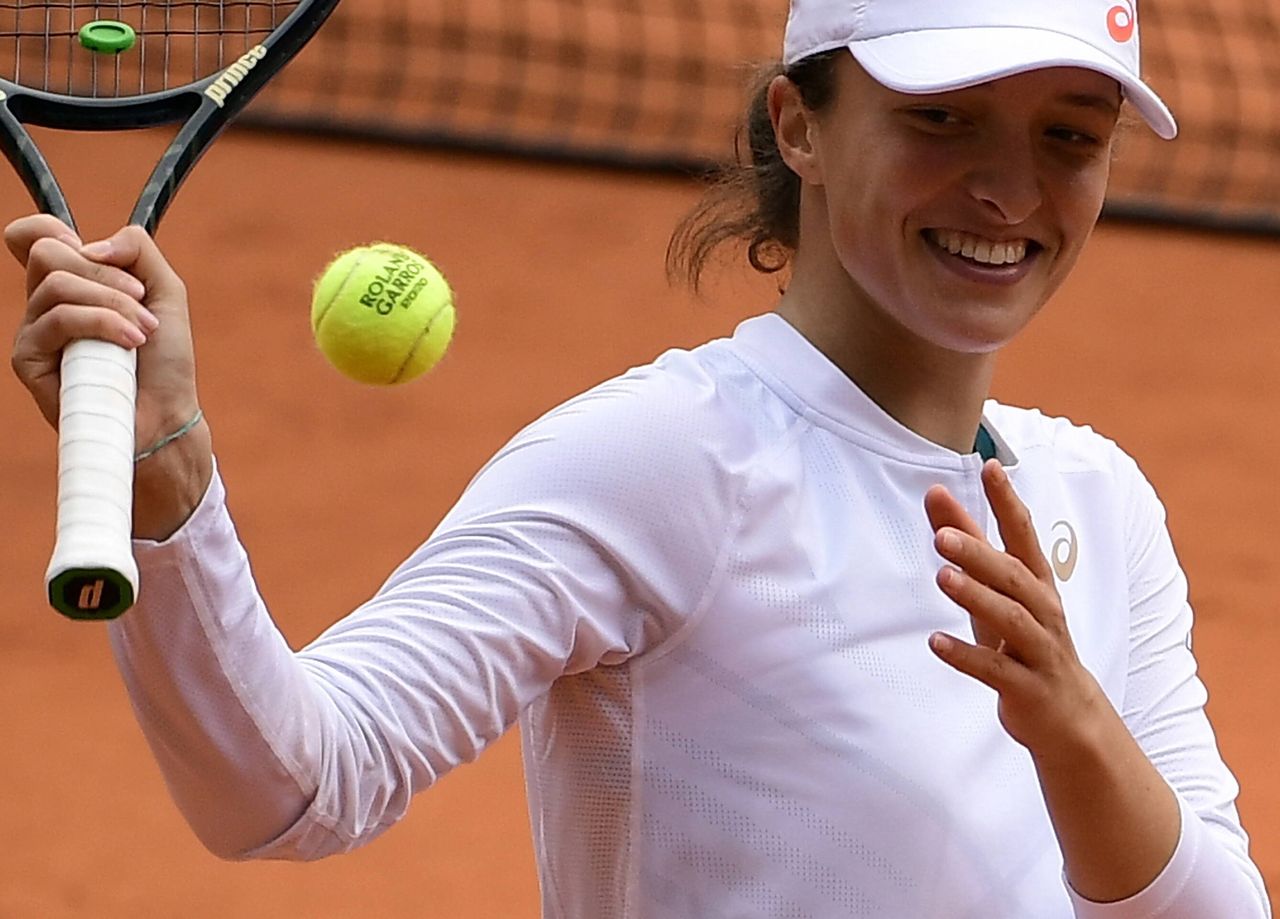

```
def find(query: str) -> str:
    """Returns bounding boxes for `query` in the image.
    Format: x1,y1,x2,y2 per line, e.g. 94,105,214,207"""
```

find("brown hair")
666,50,843,292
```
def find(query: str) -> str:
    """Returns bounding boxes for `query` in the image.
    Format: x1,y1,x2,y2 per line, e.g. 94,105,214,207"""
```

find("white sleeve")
1067,456,1271,918
110,375,737,861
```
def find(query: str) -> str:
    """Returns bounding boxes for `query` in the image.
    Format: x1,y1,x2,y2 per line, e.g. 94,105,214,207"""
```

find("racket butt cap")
48,567,136,620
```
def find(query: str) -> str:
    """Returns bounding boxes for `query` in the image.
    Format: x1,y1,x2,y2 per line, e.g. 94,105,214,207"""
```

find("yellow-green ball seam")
392,299,455,384
311,244,382,332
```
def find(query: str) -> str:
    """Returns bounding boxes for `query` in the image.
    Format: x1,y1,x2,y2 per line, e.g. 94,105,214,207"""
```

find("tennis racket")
0,0,341,620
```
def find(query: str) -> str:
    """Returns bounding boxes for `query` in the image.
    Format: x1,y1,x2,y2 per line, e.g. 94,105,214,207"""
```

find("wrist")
1032,704,1181,903
132,414,213,540
1025,672,1115,766
134,408,204,463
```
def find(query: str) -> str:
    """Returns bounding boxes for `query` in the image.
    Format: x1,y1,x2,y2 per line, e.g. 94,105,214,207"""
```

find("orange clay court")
0,122,1276,916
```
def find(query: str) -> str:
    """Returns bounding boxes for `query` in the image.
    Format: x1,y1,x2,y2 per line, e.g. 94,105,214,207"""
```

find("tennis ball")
311,242,456,385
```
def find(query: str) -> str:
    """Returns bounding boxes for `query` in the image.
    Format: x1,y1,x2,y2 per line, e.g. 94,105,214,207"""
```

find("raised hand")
923,459,1108,758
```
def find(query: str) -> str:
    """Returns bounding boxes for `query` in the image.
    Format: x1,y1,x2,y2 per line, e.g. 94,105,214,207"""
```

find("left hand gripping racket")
0,0,341,620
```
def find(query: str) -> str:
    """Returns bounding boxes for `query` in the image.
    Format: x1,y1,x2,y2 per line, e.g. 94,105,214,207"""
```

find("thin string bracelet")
134,409,204,464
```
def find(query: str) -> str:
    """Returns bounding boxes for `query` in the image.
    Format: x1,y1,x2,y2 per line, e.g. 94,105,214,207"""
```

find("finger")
926,486,1004,650
928,631,1031,693
934,526,1053,621
21,302,149,355
982,460,1054,582
5,214,80,264
27,270,158,335
12,302,148,432
936,564,1046,664
26,235,148,302
924,483,985,541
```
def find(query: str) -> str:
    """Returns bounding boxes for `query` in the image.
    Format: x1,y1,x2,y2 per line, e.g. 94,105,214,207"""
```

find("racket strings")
0,0,299,97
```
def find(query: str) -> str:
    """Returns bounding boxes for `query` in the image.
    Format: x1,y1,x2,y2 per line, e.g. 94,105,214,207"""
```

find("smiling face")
773,55,1121,356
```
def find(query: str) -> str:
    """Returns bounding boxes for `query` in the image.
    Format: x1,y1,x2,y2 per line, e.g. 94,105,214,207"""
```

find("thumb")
79,225,187,302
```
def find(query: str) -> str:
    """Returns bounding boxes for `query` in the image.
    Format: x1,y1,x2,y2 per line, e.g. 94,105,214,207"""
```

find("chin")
942,331,1015,355
903,293,1042,356
921,326,1013,355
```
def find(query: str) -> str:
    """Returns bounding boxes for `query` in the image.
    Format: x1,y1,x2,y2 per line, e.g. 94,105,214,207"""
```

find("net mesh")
249,0,772,169
0,1,298,97
45,0,1275,234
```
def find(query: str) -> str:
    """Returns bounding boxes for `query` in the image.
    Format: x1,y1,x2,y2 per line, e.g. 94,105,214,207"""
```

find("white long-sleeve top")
111,313,1270,918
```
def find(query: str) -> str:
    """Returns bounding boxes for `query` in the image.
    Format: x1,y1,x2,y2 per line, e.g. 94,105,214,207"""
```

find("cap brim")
849,27,1178,140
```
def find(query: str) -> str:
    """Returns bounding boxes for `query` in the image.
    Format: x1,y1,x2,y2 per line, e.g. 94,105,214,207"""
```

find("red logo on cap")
1108,2,1136,43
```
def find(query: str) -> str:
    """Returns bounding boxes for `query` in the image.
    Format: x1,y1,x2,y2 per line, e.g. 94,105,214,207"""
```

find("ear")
768,75,824,185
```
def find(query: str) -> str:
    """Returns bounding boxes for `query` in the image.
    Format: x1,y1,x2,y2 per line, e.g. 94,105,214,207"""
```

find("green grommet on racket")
0,0,343,621
78,20,137,54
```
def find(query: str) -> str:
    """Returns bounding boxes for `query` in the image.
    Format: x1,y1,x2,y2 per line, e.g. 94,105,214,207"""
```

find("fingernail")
938,566,958,587
124,325,147,346
58,233,83,247
929,633,952,653
138,307,160,331
81,240,112,258
938,530,961,554
128,279,147,300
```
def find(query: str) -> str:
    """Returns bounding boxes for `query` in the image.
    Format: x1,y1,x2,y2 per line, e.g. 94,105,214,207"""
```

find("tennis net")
246,0,1280,235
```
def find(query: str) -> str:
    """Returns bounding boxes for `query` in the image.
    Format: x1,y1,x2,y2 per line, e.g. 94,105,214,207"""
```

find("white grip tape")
44,339,140,595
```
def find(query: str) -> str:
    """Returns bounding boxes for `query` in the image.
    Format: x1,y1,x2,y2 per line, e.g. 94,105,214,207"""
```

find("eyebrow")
1059,93,1122,115
964,83,1122,115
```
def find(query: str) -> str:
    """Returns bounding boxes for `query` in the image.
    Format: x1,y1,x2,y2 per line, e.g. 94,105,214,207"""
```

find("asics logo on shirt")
1107,2,1136,43
1050,520,1079,582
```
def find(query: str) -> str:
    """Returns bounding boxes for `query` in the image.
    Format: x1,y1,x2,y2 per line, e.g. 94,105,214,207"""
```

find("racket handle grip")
45,339,139,620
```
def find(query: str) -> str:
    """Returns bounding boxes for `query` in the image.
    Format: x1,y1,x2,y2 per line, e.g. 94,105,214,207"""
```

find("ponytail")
666,50,842,292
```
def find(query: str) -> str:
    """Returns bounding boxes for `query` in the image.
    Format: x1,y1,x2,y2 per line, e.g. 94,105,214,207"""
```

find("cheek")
1050,166,1110,265
826,191,904,304
823,151,930,275
827,181,943,320
825,137,959,245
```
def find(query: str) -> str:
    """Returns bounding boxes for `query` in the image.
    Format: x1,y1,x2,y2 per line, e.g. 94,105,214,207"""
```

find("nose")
965,135,1044,225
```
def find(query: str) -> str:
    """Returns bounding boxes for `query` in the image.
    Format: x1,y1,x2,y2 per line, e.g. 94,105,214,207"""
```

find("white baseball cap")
783,0,1178,139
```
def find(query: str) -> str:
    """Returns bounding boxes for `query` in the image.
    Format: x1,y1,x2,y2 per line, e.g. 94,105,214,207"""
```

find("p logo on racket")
49,570,132,621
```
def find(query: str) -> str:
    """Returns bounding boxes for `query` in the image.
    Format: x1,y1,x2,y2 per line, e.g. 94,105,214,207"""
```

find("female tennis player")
6,1,1272,916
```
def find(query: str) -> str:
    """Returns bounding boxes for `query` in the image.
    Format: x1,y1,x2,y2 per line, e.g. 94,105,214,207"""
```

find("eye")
907,107,965,128
1046,126,1103,148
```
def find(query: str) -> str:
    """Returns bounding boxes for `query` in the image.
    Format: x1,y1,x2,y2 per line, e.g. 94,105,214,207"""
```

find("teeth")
929,229,1030,266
